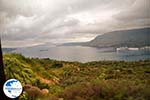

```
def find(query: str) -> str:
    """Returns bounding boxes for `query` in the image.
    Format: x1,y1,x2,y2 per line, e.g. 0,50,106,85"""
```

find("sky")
0,0,149,47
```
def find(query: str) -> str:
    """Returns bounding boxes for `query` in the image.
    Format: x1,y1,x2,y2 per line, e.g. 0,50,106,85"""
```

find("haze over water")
12,46,150,62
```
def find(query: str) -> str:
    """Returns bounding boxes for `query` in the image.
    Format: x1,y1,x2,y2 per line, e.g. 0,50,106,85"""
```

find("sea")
10,45,150,62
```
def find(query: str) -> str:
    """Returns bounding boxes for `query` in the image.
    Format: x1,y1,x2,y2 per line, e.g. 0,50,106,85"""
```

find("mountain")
61,28,150,48
2,48,16,53
60,42,87,46
84,28,150,48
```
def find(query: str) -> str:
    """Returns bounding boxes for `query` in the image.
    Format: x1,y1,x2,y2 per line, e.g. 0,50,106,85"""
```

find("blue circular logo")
3,79,23,98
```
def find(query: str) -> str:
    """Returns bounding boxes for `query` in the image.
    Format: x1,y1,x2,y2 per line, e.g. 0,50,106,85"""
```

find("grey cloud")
114,0,150,27
0,0,149,47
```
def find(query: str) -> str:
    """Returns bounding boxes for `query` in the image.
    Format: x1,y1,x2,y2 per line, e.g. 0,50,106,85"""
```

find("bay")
12,46,150,62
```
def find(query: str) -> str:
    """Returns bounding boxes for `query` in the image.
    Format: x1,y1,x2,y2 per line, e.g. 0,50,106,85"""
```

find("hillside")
2,48,16,53
85,28,150,48
3,54,150,100
62,28,150,48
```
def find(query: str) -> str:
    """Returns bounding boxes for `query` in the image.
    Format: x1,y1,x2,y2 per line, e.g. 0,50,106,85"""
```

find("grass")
3,53,150,100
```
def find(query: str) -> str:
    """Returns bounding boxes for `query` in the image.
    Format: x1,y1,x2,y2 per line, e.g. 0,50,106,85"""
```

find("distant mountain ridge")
86,27,150,48
2,48,16,53
63,28,150,48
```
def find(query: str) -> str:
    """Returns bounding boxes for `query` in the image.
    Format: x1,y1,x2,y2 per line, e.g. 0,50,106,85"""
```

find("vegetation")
3,53,150,100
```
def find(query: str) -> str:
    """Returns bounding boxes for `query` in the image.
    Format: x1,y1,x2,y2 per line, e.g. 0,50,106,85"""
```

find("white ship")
116,47,128,51
116,46,150,52
128,48,139,51
140,46,150,50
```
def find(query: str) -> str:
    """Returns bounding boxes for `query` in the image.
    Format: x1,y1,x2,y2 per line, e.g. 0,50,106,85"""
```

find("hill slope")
3,54,150,100
2,48,16,53
85,28,150,48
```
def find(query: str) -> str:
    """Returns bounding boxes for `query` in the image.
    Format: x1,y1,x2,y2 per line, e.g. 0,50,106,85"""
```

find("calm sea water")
12,46,150,62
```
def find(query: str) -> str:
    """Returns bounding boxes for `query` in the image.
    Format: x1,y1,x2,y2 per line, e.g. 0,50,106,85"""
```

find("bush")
33,79,49,89
60,80,147,100
51,63,63,68
23,84,49,100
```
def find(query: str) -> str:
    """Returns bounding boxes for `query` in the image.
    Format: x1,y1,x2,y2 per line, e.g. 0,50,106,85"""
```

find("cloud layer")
0,0,149,47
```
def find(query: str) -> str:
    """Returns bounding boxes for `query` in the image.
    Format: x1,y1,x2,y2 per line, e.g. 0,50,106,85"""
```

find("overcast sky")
0,0,149,47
